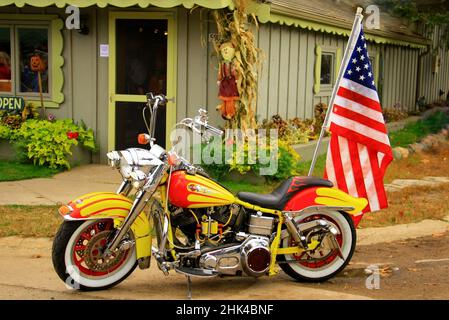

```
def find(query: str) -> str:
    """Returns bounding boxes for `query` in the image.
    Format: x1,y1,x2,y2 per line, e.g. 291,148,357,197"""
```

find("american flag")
325,25,393,227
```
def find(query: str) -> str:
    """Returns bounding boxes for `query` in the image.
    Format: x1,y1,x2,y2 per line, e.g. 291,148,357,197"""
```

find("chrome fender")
58,192,152,259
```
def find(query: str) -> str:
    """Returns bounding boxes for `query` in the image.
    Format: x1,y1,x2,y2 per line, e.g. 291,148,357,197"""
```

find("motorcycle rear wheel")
278,211,356,282
52,220,137,291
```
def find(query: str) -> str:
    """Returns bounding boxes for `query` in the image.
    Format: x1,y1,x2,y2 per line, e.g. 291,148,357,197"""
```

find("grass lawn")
0,161,61,181
1,144,449,237
0,205,61,237
1,114,449,237
389,110,449,147
220,180,277,194
297,154,327,177
359,183,449,228
1,181,448,237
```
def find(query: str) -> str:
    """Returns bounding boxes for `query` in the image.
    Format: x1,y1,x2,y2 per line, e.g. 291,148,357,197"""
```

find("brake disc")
84,230,127,272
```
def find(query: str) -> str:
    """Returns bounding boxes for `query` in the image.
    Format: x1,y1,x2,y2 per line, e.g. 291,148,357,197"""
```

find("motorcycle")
52,93,368,291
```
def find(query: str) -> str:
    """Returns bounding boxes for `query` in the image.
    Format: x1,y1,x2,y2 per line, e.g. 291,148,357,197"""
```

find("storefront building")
0,1,445,163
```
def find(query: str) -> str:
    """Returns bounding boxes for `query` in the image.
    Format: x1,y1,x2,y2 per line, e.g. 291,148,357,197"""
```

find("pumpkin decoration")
216,42,239,120
30,53,47,118
30,54,46,73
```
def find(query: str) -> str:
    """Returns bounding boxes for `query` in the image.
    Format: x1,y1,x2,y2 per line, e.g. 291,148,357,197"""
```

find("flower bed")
0,104,96,169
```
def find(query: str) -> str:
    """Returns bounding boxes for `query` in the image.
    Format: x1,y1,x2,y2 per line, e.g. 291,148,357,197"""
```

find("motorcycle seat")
236,176,333,211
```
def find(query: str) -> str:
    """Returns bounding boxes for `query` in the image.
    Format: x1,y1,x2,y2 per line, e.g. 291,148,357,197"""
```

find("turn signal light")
168,151,181,166
58,205,72,216
138,133,150,145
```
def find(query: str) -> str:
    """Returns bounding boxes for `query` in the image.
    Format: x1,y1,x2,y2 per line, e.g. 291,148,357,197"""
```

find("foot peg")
153,253,170,276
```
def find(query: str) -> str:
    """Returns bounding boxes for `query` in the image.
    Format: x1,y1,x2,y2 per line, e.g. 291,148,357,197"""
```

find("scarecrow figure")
217,42,239,120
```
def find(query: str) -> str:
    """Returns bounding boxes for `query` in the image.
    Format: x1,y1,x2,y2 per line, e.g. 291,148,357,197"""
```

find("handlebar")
146,92,168,106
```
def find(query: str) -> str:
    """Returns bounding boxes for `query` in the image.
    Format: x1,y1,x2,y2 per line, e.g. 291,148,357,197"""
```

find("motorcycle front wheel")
52,219,137,291
278,211,356,282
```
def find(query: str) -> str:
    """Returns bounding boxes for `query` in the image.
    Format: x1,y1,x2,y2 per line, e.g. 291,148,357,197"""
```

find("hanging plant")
212,0,262,131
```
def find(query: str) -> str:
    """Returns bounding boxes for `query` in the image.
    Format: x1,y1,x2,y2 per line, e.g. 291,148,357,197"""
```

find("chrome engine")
199,233,271,277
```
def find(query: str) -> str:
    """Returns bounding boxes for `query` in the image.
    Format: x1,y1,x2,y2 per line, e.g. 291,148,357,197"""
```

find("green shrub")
197,139,301,181
0,124,11,140
389,110,449,147
11,119,97,169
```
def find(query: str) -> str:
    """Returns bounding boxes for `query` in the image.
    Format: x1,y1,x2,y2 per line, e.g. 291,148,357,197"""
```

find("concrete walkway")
0,165,121,205
385,176,449,192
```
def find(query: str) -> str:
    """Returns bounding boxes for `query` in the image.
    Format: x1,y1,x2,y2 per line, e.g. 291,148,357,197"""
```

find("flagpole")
308,7,365,177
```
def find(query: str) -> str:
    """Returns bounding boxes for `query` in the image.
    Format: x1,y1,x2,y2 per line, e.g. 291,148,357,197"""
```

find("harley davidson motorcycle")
52,93,368,291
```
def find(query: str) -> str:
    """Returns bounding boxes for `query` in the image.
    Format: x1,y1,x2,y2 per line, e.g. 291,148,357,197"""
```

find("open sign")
0,96,25,111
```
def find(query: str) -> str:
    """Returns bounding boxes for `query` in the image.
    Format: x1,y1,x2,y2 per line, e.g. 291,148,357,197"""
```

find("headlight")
113,148,165,182
129,170,147,189
120,164,133,179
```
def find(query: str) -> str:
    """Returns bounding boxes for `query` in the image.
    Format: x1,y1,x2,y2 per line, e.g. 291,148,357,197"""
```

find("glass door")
108,12,176,150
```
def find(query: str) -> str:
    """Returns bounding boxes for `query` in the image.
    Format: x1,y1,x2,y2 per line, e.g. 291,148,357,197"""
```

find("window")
320,52,334,85
18,27,49,94
0,27,12,93
314,45,340,95
0,23,50,97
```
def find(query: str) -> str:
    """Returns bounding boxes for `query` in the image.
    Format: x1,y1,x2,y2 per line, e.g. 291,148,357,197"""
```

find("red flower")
67,131,79,140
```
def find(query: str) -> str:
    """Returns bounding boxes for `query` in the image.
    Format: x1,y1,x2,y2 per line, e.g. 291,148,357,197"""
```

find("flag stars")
342,30,376,89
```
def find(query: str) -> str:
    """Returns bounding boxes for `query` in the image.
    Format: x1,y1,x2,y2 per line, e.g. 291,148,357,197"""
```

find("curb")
357,217,449,246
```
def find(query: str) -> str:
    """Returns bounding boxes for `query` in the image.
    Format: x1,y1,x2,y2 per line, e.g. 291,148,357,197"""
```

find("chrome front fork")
104,164,167,256
117,180,133,196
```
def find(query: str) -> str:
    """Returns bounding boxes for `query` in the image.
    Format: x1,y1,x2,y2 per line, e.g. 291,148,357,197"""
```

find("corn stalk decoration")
212,0,262,131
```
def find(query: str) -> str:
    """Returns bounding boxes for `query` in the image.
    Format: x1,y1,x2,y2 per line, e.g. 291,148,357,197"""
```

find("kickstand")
186,275,192,300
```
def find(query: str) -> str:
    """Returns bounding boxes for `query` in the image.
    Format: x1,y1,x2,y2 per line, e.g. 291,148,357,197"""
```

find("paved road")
1,217,449,300
0,237,370,300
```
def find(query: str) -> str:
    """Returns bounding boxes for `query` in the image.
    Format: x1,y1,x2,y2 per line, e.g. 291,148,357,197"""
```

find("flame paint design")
283,187,368,215
168,171,235,208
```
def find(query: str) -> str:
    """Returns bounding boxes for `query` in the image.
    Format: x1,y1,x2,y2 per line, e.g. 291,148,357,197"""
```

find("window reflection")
18,27,49,93
320,53,334,85
0,27,11,92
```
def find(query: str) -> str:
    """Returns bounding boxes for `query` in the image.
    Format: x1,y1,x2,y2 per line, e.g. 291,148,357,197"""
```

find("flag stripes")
324,24,393,225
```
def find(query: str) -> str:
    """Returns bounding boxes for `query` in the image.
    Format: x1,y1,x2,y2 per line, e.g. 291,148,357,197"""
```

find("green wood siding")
380,44,420,111
418,25,449,104
254,22,423,122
